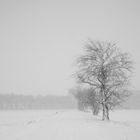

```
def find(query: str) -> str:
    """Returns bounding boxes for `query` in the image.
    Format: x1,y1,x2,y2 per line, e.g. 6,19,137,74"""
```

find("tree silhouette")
75,40,133,120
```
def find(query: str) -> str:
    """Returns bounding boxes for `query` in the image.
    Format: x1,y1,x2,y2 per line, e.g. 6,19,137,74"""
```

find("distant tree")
70,87,100,115
75,40,133,120
85,88,101,115
70,87,88,111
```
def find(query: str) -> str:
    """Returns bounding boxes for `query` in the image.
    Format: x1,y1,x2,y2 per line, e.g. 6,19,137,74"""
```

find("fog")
0,0,140,95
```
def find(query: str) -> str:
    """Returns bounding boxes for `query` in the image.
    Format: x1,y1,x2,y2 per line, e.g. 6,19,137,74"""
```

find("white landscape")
0,109,140,140
0,0,140,140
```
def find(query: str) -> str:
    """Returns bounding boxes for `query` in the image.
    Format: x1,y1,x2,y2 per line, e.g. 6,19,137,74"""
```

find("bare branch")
73,40,133,120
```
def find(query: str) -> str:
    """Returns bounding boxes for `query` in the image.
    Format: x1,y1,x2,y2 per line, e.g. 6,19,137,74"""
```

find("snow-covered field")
0,109,140,140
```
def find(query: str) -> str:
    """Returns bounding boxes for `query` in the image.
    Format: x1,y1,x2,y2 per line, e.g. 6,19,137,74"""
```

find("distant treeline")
0,92,139,110
0,94,77,110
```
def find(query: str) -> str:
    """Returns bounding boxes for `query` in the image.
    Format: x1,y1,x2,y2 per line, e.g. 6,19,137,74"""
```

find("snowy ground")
0,109,140,140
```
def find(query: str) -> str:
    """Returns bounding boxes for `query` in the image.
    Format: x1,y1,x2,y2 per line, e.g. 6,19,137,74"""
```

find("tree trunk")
102,103,109,120
92,108,98,115
91,104,99,115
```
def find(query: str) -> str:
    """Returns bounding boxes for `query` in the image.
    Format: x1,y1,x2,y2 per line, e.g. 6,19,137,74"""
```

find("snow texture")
0,110,140,140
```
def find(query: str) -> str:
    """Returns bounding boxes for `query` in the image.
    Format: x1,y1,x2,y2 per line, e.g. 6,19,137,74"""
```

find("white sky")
0,0,140,95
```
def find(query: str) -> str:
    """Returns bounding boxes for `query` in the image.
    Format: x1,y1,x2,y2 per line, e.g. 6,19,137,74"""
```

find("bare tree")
70,87,89,111
85,88,101,115
70,87,100,114
75,40,133,120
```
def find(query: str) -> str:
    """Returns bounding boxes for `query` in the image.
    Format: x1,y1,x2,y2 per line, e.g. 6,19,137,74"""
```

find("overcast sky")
0,0,140,95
